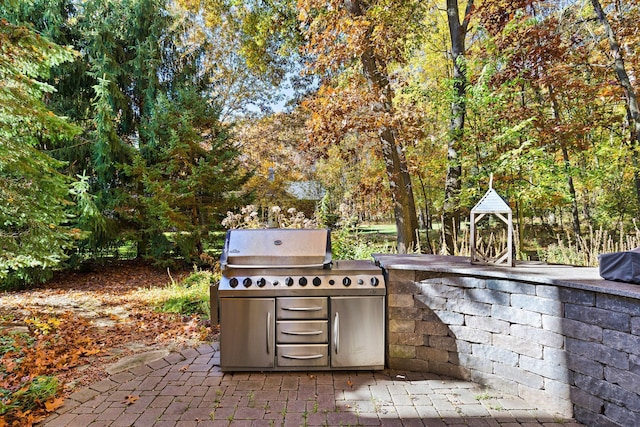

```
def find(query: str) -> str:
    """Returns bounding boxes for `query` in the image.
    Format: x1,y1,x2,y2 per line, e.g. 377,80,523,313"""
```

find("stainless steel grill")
215,228,385,371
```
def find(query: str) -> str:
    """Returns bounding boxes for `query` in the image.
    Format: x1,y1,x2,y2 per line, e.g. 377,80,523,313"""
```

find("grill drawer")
277,320,328,344
277,297,328,320
277,344,328,368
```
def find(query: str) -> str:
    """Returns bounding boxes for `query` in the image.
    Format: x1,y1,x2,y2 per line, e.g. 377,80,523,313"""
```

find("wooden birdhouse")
470,177,514,266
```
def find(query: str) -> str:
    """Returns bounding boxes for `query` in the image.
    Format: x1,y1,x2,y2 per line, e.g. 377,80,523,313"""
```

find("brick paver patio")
42,343,583,426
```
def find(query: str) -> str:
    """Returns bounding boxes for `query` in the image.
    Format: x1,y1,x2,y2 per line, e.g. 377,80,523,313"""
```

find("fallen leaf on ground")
123,395,139,405
44,397,65,412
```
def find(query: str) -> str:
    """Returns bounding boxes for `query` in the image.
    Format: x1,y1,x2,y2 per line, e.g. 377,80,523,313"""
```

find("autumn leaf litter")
0,260,217,423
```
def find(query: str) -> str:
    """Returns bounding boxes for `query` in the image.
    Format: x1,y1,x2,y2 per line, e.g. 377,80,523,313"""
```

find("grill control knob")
229,278,239,288
299,277,308,286
371,277,380,287
358,279,364,285
313,277,322,287
285,277,294,287
243,277,252,288
273,280,280,286
329,279,335,285
342,277,352,287
257,278,266,287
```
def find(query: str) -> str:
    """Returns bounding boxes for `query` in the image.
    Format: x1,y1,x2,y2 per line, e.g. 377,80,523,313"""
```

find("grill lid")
220,229,332,270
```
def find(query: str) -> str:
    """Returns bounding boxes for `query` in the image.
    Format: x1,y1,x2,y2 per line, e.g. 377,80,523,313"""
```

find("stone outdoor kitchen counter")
373,254,640,427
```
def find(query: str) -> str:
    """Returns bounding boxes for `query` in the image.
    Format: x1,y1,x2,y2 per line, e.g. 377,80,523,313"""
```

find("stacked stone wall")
385,268,640,426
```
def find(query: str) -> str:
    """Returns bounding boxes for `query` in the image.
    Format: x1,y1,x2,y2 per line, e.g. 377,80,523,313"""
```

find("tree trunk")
591,0,640,212
344,0,419,253
548,84,581,240
416,173,434,254
443,0,473,255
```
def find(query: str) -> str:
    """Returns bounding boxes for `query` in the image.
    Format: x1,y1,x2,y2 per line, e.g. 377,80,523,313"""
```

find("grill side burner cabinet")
220,298,275,369
330,296,385,369
217,229,385,371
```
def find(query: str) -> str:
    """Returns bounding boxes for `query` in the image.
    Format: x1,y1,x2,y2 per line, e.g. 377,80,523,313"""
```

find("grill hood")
220,229,332,270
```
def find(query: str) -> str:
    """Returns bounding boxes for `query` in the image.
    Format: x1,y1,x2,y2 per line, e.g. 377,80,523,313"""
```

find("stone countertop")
373,254,640,300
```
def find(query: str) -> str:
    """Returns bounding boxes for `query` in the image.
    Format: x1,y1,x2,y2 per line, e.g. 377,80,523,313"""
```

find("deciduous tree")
299,0,421,253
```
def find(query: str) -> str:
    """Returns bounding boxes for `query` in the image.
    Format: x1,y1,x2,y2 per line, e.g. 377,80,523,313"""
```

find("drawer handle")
282,353,324,360
334,312,339,354
267,312,271,355
283,330,323,336
282,306,324,312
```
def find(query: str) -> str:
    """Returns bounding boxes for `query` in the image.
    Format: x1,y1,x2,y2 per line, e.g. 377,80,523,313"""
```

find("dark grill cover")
598,248,640,284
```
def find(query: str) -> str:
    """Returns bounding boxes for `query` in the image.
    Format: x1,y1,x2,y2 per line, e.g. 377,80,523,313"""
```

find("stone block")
567,353,604,380
388,332,423,346
605,402,640,427
427,335,459,352
631,354,640,375
573,372,640,412
388,306,420,320
604,366,640,397
547,316,602,342
414,271,442,282
420,308,441,321
557,288,595,306
511,324,564,348
596,294,640,316
491,305,542,327
486,279,535,295
492,334,542,358
543,378,572,400
511,294,563,316
445,299,491,316
418,282,464,300
414,294,446,311
480,374,519,395
574,407,617,427
602,380,640,412
459,353,493,374
432,310,464,325
416,320,450,336
439,275,486,288
566,338,629,370
543,346,569,367
472,343,518,366
519,355,570,382
389,319,415,333
386,269,416,284
388,293,414,308
571,385,604,413
519,384,572,417
388,357,430,372
493,362,544,389
604,329,640,353
465,288,510,306
465,315,509,334
632,316,640,336
565,304,630,332
429,361,469,379
416,346,449,363
388,344,416,359
448,325,491,344
535,285,559,299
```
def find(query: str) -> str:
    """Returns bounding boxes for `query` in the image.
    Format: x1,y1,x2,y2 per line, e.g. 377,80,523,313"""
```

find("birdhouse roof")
471,188,511,213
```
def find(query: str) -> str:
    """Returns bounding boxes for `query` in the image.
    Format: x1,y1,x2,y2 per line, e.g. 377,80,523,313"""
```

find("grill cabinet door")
220,298,275,370
330,296,385,369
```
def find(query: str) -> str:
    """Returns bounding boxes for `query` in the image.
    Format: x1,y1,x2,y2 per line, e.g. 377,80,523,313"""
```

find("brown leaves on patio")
0,260,196,427
0,312,102,425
